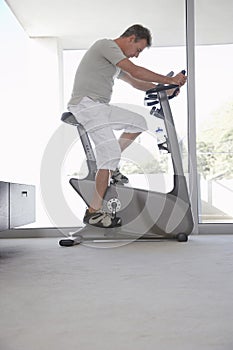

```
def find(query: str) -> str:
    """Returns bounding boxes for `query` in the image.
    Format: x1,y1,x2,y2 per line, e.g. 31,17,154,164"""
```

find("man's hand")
171,72,187,87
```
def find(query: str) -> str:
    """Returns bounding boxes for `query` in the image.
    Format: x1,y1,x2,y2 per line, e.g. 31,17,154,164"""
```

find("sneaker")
111,168,129,184
83,209,122,228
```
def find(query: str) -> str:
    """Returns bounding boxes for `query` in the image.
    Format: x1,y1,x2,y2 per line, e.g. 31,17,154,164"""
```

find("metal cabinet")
0,182,9,231
0,181,35,231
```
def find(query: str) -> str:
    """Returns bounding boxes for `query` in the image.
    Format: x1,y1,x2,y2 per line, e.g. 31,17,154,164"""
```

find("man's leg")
89,132,141,212
84,167,121,227
118,132,141,152
69,100,122,227
110,132,142,184
89,132,140,210
89,169,110,212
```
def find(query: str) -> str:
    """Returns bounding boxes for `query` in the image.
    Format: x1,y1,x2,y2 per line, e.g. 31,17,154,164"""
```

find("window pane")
196,1,233,223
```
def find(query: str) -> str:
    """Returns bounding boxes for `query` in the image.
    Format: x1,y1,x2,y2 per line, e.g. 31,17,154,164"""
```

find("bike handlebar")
144,70,186,106
145,70,186,95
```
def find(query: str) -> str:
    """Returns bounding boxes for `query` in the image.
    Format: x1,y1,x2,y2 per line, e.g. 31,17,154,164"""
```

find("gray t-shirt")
68,39,126,105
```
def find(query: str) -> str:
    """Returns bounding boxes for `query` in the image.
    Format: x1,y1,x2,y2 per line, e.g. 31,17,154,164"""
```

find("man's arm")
119,72,156,92
117,58,186,87
119,71,181,97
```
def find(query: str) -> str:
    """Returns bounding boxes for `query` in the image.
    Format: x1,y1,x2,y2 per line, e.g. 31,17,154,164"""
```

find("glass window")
195,1,233,223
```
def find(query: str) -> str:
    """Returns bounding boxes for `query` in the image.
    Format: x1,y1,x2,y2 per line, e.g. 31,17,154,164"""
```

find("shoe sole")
83,218,122,228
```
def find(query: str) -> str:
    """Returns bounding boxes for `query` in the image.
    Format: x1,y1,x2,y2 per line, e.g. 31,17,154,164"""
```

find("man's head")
116,24,152,58
120,24,152,48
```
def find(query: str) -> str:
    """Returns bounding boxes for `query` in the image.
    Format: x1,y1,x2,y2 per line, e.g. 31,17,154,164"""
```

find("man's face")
124,36,148,58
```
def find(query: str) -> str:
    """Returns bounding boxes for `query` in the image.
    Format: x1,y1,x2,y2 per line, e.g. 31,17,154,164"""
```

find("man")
68,24,187,228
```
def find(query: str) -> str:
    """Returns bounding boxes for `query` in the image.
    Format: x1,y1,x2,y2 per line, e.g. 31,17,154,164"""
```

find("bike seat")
61,112,82,126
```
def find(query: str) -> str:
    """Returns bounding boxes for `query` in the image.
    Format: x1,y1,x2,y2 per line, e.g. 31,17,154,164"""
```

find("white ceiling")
5,0,233,49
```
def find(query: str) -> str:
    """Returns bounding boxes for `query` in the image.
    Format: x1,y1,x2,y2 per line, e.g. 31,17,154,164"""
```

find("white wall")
0,1,64,226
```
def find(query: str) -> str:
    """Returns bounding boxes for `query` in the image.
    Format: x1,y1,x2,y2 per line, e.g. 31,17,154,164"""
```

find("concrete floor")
0,235,233,350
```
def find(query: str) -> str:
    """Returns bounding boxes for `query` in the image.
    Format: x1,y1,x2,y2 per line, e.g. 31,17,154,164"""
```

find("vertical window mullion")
186,0,199,233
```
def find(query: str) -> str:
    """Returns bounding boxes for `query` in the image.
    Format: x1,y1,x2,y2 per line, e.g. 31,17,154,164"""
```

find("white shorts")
68,97,148,170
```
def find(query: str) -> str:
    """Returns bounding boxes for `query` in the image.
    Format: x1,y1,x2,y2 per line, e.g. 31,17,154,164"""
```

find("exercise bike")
59,71,194,246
